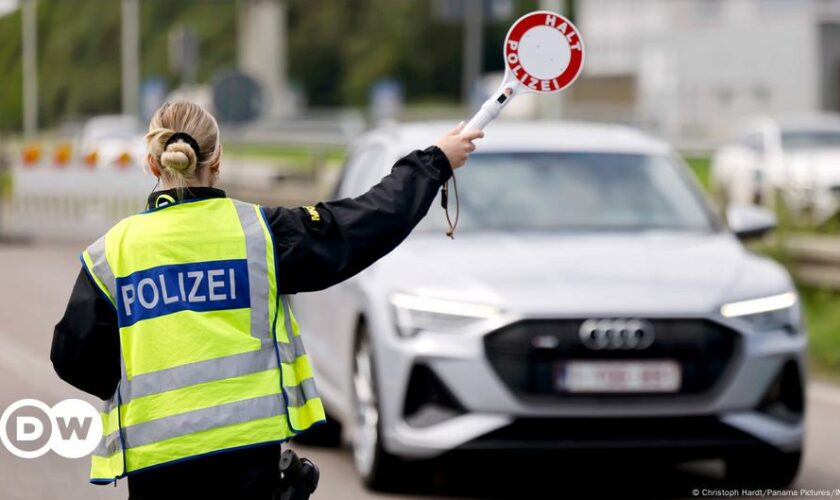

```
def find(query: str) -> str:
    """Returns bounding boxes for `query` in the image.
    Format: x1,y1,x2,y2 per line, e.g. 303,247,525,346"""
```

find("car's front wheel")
725,449,801,488
351,325,403,490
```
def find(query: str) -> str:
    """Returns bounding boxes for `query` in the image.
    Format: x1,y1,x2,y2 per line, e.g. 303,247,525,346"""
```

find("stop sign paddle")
464,11,585,131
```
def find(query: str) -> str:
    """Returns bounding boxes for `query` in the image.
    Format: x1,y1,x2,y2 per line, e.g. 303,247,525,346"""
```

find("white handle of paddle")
463,87,514,132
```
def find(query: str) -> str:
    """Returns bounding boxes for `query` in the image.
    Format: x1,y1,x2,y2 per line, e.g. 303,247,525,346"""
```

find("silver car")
292,121,806,490
711,115,840,225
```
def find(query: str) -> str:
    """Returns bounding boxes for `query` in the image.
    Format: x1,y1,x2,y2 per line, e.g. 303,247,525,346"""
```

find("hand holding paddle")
436,122,484,169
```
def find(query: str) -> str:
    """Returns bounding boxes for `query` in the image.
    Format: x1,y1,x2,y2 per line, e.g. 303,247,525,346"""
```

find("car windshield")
781,130,840,150
416,152,716,233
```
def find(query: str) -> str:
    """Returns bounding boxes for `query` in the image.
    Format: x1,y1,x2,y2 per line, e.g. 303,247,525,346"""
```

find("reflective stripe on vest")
81,198,325,483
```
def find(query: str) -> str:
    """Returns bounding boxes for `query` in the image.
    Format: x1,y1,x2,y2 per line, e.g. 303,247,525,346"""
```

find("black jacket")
50,146,451,494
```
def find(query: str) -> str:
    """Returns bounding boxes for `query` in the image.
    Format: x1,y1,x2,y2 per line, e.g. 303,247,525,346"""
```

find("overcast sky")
0,0,18,17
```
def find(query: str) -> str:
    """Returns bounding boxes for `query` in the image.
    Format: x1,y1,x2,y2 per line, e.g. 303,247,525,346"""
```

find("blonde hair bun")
160,140,198,176
145,101,222,187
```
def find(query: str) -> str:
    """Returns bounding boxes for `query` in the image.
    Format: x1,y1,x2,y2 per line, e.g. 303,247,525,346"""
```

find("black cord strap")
441,170,460,239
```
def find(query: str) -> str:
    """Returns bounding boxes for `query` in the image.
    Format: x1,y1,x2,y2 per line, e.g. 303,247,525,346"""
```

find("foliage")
0,169,11,199
286,0,538,106
683,155,711,191
0,0,544,132
0,8,23,131
0,0,236,131
800,286,840,374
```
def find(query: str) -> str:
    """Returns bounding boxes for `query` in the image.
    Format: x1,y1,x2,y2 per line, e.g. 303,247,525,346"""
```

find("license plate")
556,360,681,393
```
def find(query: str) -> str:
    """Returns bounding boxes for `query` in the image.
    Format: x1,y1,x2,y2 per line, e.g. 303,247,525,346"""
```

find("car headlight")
389,292,502,337
720,292,799,331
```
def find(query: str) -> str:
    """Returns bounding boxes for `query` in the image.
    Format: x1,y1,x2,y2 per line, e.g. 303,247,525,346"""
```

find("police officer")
51,101,482,499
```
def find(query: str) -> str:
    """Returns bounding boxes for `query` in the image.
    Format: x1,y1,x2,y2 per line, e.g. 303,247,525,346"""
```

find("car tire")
725,449,801,488
351,324,404,491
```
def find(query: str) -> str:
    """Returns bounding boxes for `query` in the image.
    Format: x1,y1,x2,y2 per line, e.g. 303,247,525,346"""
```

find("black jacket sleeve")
51,269,121,400
263,146,452,294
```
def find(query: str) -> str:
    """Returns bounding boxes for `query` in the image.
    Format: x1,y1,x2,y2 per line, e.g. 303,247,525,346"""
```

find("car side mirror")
726,204,776,240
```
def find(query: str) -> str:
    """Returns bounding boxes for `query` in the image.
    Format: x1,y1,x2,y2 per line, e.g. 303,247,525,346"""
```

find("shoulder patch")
303,206,321,222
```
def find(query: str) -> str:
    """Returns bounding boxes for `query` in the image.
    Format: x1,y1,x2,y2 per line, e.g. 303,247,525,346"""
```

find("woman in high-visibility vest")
51,101,482,499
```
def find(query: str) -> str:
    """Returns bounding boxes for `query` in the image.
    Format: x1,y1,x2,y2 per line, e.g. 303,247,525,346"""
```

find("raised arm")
265,124,483,294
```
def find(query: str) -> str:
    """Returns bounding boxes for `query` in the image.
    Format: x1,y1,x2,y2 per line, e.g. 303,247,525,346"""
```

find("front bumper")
372,313,806,459
458,416,785,458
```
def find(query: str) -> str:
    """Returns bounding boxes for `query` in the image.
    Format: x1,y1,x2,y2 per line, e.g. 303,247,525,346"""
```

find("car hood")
364,231,793,316
785,149,840,187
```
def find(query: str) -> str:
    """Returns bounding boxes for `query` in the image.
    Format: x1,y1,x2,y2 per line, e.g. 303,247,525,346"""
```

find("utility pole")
461,0,484,107
238,0,290,118
122,0,140,117
22,0,37,138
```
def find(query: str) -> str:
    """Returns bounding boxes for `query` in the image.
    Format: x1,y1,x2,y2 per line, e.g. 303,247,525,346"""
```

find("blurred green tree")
0,8,24,131
0,0,235,132
0,0,539,132
287,0,538,107
287,0,464,106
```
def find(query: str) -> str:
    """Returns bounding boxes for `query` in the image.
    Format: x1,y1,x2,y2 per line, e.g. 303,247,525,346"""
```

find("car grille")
484,319,739,402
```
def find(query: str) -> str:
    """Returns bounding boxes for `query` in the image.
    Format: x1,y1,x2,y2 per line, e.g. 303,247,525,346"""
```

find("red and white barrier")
1,161,156,242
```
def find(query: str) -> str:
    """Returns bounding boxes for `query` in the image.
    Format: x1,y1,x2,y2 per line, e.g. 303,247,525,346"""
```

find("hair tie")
164,132,201,158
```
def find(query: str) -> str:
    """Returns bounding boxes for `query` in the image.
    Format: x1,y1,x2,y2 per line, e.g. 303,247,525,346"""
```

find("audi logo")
578,319,655,351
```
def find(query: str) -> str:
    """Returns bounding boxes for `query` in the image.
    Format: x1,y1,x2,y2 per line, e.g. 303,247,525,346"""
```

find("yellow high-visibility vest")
81,197,325,483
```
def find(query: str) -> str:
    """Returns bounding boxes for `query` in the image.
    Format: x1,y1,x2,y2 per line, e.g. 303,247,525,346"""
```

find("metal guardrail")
784,235,840,290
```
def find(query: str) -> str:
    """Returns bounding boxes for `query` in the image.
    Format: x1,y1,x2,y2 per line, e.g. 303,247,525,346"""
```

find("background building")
574,0,840,144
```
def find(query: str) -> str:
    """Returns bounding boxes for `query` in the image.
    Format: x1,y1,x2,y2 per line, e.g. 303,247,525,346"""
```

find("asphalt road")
0,242,838,499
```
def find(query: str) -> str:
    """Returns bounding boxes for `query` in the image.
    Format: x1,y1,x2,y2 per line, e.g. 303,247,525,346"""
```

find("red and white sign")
504,11,584,93
462,10,584,132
